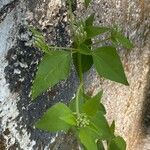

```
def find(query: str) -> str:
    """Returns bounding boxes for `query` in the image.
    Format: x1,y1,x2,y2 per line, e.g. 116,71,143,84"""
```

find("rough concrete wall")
0,0,149,150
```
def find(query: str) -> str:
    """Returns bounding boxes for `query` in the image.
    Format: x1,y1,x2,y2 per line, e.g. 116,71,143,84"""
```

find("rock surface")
0,0,149,149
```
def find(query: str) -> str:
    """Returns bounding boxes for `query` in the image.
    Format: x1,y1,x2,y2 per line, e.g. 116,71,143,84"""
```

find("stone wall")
0,0,149,149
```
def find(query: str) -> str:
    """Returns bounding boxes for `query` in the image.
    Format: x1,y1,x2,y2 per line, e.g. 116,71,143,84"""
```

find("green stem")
67,0,75,36
78,53,83,82
76,83,83,116
75,53,84,117
67,0,85,117
48,46,78,52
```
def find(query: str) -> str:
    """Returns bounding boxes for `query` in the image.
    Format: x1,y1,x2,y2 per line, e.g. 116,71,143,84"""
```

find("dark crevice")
0,0,19,23
141,58,150,135
0,135,6,150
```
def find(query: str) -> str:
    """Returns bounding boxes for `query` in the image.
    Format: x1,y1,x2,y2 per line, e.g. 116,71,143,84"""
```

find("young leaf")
35,103,73,132
111,30,134,49
32,51,71,99
108,136,126,150
78,127,98,150
30,27,50,53
84,0,92,8
85,26,109,39
73,53,93,75
83,91,104,116
34,38,49,53
92,46,129,85
90,111,113,140
29,27,43,38
85,13,95,26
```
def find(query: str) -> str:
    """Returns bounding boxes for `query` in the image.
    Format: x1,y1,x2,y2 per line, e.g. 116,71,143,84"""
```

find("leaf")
83,39,92,48
32,51,71,99
30,27,50,53
73,53,93,75
69,98,77,112
85,13,95,26
34,38,49,53
78,43,92,55
35,103,73,132
93,46,129,85
108,136,126,150
60,114,76,126
99,103,106,115
84,0,92,8
110,120,115,134
69,87,85,112
111,30,134,49
83,91,104,116
97,140,105,150
90,111,113,140
85,26,110,39
29,26,43,38
78,127,98,150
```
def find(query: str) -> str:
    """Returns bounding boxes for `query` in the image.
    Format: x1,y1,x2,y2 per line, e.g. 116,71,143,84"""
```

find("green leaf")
34,38,49,53
90,111,113,140
110,120,115,134
78,127,98,150
29,27,43,38
93,46,129,85
35,103,73,132
30,27,50,53
83,39,92,48
83,91,104,116
108,136,126,150
78,44,92,55
60,114,76,126
111,30,134,49
85,13,95,26
84,0,92,8
69,87,85,112
69,98,76,112
97,140,105,150
85,26,110,39
73,53,93,75
32,51,71,99
99,103,106,115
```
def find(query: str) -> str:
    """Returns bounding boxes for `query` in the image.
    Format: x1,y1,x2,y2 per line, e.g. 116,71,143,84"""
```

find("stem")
76,83,83,116
75,53,84,117
67,0,85,118
78,53,83,82
48,46,78,52
67,0,74,32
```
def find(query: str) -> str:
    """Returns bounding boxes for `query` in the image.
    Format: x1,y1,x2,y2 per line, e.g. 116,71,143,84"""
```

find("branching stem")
48,46,78,52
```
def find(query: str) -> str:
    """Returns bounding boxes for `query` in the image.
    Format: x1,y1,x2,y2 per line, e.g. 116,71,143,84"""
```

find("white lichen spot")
14,69,21,74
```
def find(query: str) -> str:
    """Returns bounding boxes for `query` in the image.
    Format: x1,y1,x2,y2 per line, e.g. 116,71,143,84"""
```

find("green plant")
30,0,133,149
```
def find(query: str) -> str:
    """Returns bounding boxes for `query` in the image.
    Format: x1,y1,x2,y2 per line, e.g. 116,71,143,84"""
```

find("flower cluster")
76,113,90,128
73,22,87,44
